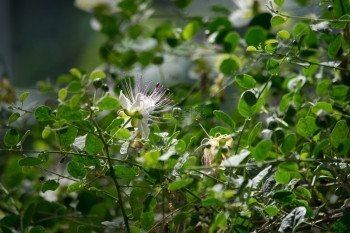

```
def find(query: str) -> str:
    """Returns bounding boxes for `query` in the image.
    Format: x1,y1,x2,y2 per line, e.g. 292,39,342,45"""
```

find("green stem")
90,114,130,233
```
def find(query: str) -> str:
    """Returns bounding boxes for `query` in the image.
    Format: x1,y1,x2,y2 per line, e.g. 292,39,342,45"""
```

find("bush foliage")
1,0,350,232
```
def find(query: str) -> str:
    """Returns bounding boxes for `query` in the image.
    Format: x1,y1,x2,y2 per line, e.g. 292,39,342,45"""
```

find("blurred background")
0,0,104,88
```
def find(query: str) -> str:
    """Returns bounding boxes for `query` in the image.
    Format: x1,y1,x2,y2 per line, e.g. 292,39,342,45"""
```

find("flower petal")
119,91,131,110
138,118,150,138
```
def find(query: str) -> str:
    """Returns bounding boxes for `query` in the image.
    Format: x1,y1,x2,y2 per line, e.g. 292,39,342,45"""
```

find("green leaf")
248,122,262,146
214,212,227,228
264,206,279,217
175,140,186,153
266,59,280,75
41,180,59,193
273,190,296,204
274,0,285,7
19,92,30,103
141,212,154,231
18,157,42,166
213,110,235,129
235,74,256,89
331,120,349,148
182,21,199,40
271,16,286,27
67,81,82,92
245,26,267,47
168,178,194,191
8,112,20,124
328,34,342,59
90,70,106,80
85,133,104,155
56,105,83,122
292,22,309,42
330,85,349,102
143,150,160,166
331,14,350,29
294,186,311,200
238,91,261,117
114,165,139,180
277,30,290,40
279,162,299,172
224,32,240,52
220,58,238,75
42,128,52,139
70,68,82,78
96,95,119,110
57,127,78,148
58,88,67,101
274,169,291,184
253,139,272,162
209,126,231,137
316,80,332,97
243,90,257,106
130,226,141,233
312,102,333,114
34,106,53,122
4,129,20,147
246,46,257,52
281,133,297,154
67,182,83,193
67,161,86,179
114,128,131,139
29,226,46,233
296,116,318,138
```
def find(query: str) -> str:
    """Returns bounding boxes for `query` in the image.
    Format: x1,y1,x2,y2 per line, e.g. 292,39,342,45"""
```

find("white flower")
74,0,120,13
119,77,172,139
229,0,270,27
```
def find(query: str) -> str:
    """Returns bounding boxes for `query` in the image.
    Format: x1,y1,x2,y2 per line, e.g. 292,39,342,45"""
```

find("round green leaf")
41,180,59,193
274,169,291,184
243,90,257,106
235,74,256,89
67,161,86,179
18,157,42,166
273,190,296,204
213,110,235,129
57,127,78,148
34,106,53,122
113,165,139,180
182,21,199,40
277,30,290,40
85,133,104,155
245,26,267,47
8,112,21,124
96,95,120,110
264,205,279,217
266,59,280,75
281,133,297,154
271,16,286,27
175,139,186,153
19,92,30,103
4,129,20,147
224,32,240,52
90,70,106,80
114,128,131,139
331,120,349,148
296,116,318,138
253,139,272,162
220,58,238,75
